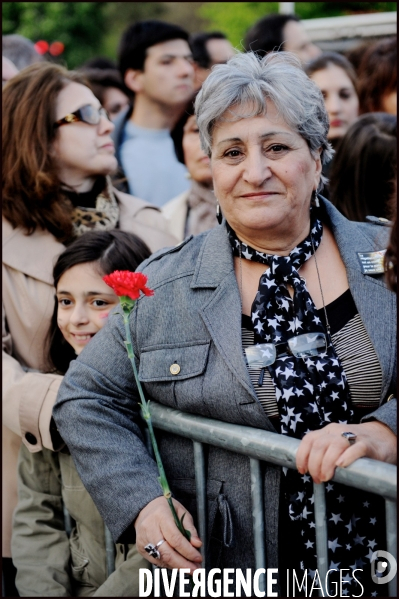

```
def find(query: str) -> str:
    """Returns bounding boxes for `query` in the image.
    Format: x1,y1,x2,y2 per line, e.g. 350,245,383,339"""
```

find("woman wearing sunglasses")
54,53,396,596
2,62,177,595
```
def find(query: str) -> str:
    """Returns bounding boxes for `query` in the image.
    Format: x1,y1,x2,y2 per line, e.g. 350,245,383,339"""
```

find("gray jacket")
54,199,396,579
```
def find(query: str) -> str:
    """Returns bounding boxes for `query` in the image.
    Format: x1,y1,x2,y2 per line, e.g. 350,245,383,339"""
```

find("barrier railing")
147,402,397,597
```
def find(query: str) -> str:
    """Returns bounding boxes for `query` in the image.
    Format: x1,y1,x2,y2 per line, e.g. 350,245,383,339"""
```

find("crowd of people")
2,11,397,598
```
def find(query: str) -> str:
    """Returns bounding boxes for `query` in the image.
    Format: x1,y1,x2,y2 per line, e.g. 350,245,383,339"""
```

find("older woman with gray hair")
54,52,396,595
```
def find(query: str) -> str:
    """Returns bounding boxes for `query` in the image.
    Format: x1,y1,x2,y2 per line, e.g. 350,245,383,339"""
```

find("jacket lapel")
191,226,259,404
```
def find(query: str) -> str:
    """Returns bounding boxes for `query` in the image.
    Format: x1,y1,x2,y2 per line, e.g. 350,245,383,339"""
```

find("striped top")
242,289,382,420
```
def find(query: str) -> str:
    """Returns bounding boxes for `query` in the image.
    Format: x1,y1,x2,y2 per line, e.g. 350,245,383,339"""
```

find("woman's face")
56,262,119,355
102,87,130,121
52,82,118,191
310,64,359,140
182,115,212,185
210,101,322,247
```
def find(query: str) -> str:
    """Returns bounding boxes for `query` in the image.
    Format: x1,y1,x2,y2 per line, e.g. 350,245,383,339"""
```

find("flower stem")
121,305,191,542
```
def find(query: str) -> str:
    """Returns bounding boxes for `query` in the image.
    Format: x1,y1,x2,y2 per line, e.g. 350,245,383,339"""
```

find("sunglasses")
245,332,329,369
54,104,109,128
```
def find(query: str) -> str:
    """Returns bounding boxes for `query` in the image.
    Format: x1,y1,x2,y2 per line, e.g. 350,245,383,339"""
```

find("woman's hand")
296,421,397,484
135,496,203,572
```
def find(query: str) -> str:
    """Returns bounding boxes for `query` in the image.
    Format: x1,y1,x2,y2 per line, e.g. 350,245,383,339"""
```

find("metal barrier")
148,402,397,597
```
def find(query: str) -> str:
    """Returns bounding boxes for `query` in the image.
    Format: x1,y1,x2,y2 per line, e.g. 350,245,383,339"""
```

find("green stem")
121,304,191,543
122,310,167,482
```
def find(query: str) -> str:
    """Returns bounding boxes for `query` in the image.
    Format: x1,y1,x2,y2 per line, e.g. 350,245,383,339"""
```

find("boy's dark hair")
46,230,151,374
190,32,228,69
244,14,300,55
118,20,190,80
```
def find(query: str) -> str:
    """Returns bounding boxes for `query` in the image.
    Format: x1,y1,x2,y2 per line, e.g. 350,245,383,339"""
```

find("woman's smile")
240,190,281,198
211,100,321,246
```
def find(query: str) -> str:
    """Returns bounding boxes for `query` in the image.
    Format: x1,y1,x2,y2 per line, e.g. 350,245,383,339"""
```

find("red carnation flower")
103,271,154,300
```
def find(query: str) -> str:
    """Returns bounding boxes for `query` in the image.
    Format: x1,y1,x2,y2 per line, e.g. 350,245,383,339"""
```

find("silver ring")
341,431,357,445
144,539,165,559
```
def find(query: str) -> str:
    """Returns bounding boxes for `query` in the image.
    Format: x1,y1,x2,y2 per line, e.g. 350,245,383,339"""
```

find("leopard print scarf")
69,176,120,238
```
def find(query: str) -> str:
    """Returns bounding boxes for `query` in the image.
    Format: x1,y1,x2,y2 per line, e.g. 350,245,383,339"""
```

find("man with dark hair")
244,14,320,65
190,31,235,90
113,20,195,207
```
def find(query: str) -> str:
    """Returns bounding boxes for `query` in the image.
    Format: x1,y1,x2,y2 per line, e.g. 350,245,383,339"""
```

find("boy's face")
131,38,194,107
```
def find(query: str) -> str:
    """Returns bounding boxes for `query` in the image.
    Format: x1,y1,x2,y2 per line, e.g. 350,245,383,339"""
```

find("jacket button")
25,432,37,445
170,363,181,375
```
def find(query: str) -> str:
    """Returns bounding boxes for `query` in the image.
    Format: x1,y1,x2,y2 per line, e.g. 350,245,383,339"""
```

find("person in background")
190,31,235,90
2,62,176,596
162,98,217,241
306,52,359,190
358,36,397,116
79,67,130,122
329,113,396,222
112,20,195,207
306,53,359,144
244,13,321,65
54,52,396,596
79,57,132,189
12,231,151,597
2,34,44,71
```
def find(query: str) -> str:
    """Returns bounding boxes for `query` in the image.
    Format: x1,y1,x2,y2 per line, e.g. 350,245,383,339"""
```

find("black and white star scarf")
228,212,386,596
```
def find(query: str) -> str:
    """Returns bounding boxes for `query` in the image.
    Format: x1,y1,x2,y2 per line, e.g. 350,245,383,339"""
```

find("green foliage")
2,2,108,69
101,2,166,61
3,2,397,68
198,2,279,50
198,2,397,48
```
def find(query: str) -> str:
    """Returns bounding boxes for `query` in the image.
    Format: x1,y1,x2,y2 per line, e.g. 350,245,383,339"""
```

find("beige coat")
2,188,177,556
162,181,218,243
162,189,189,242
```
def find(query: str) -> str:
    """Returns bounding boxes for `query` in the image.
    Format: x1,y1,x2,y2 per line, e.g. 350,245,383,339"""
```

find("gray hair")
195,51,333,191
2,34,44,72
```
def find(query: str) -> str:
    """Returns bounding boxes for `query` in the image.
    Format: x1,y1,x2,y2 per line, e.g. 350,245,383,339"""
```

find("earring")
216,200,223,225
311,191,320,208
